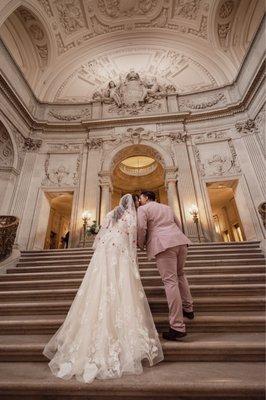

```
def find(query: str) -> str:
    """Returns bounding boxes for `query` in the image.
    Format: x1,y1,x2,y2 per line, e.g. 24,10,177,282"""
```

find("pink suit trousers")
155,244,193,332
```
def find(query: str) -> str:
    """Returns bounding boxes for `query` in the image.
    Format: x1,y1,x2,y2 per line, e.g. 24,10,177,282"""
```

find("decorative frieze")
192,130,229,144
44,143,82,153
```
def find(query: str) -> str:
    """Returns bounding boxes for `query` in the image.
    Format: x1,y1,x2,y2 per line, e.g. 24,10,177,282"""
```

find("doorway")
111,150,167,208
111,144,168,208
206,180,246,242
44,192,73,249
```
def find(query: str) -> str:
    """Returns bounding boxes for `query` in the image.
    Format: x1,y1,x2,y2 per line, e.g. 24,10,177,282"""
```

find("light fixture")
189,204,201,242
82,211,92,220
82,211,92,247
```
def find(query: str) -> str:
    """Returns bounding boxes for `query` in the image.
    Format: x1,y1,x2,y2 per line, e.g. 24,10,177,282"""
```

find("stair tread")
0,283,264,294
0,273,265,286
0,332,264,347
0,361,264,398
3,265,265,279
0,295,264,307
0,312,264,322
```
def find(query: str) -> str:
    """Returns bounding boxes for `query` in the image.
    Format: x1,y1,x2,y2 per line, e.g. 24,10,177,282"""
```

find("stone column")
165,167,182,222
99,172,112,223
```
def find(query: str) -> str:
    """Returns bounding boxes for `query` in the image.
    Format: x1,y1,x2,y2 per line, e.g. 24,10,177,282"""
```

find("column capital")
98,171,113,191
165,167,178,184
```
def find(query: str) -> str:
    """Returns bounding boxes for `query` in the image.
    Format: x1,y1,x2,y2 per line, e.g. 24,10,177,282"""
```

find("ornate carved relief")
216,0,238,48
55,0,86,35
56,49,217,102
42,153,81,186
179,92,226,111
16,7,49,66
174,0,201,20
48,108,91,121
0,125,14,167
92,70,175,116
219,1,234,19
235,118,258,136
37,0,54,18
23,138,42,152
194,139,241,177
188,16,207,39
86,138,103,151
97,0,159,19
192,130,229,144
87,128,185,170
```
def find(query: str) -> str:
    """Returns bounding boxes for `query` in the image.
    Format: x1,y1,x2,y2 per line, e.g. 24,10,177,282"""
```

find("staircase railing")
0,216,19,261
258,202,266,229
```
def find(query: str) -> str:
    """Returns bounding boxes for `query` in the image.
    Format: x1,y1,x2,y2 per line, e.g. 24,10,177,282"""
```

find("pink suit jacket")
137,201,192,260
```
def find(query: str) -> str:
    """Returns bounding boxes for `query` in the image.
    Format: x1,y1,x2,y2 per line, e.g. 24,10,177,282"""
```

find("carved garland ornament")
48,108,91,121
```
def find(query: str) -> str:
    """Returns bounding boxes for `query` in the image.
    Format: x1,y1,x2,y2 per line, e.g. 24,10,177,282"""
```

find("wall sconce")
82,211,91,247
189,204,201,242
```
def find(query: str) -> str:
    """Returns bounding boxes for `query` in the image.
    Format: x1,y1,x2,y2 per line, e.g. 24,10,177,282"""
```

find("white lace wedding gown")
43,194,163,383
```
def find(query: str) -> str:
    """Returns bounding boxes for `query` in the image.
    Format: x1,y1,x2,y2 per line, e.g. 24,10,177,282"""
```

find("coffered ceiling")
0,0,264,103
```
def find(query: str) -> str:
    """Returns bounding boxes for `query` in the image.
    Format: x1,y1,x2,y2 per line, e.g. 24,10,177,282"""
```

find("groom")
137,191,194,340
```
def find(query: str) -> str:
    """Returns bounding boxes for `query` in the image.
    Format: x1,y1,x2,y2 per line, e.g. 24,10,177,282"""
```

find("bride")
43,194,164,383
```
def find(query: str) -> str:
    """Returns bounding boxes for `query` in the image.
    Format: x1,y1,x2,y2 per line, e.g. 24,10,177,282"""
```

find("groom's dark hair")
140,191,156,201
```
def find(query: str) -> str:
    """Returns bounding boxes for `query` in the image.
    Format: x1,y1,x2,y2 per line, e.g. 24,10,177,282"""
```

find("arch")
0,0,56,85
39,31,237,101
101,141,175,174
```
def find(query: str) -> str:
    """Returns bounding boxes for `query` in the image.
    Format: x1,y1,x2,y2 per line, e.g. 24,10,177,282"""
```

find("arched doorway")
98,142,181,223
111,144,167,207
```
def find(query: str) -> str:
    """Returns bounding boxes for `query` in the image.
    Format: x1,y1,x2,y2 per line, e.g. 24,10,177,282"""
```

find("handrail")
258,202,266,229
0,216,19,260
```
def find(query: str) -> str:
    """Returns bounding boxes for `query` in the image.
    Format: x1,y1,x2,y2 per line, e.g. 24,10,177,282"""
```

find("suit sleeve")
137,206,148,249
173,213,182,230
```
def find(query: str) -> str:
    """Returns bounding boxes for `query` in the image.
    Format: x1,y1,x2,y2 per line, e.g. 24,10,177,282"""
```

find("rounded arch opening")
109,144,168,208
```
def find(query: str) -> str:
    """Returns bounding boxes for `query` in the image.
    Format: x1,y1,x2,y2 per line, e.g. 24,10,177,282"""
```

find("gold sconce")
82,211,91,247
189,204,201,242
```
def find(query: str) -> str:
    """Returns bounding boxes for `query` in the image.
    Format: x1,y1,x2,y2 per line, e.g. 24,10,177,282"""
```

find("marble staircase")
0,241,265,399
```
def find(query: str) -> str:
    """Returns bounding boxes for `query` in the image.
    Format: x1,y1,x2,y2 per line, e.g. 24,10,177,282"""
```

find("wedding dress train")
43,194,163,383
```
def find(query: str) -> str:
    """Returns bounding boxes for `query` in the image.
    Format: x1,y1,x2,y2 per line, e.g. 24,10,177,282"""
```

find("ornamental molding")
179,92,226,111
86,127,187,151
192,130,230,144
42,153,81,186
48,108,91,121
194,138,241,177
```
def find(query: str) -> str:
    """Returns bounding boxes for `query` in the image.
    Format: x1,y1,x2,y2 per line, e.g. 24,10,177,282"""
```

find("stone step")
0,361,264,400
19,247,263,260
4,265,265,279
0,284,264,302
17,252,265,266
0,273,265,291
14,258,266,271
0,332,264,363
20,241,261,253
0,313,264,334
0,296,264,316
